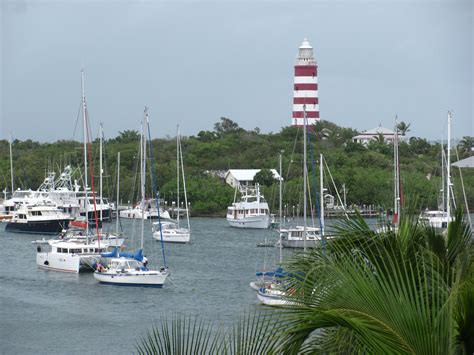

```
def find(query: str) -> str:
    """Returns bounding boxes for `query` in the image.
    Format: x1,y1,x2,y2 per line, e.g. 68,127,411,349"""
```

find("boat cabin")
51,245,107,254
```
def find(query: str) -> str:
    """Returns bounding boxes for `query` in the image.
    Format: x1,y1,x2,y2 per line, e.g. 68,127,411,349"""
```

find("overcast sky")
1,0,472,142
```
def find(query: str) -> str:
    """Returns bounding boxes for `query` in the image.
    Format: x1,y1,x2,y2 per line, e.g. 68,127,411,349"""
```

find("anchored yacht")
226,185,271,229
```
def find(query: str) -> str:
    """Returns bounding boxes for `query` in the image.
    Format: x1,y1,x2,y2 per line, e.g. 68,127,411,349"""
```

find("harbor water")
0,217,290,354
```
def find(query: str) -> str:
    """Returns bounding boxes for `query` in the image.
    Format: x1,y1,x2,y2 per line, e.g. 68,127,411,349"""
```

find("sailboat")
419,112,454,231
36,69,115,272
94,109,168,287
152,126,191,243
376,117,402,233
278,117,325,249
257,107,323,306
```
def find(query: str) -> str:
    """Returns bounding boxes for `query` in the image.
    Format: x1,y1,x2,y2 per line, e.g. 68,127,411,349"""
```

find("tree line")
0,117,472,215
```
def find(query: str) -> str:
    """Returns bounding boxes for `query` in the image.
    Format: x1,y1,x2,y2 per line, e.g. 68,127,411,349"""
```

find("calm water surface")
1,217,296,354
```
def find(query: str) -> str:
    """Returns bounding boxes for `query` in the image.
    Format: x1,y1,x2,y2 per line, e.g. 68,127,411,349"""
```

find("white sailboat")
94,108,168,287
36,69,114,272
419,112,454,231
257,107,325,306
152,126,191,243
278,112,324,249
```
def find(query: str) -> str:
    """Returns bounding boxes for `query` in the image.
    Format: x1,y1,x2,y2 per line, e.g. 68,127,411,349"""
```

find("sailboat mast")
279,151,283,264
81,69,89,232
320,154,324,236
441,136,445,212
394,118,400,228
176,125,180,227
303,104,307,252
140,118,146,250
393,120,398,218
9,133,14,195
447,112,452,222
179,132,190,232
115,152,120,236
279,151,283,226
99,123,103,225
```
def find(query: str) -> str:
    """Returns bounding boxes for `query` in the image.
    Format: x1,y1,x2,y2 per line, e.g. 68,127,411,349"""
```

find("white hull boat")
227,214,271,229
94,257,168,287
154,230,190,243
36,251,100,273
153,221,190,243
257,287,295,307
278,226,323,249
226,185,271,229
119,205,170,220
419,210,452,231
36,237,109,273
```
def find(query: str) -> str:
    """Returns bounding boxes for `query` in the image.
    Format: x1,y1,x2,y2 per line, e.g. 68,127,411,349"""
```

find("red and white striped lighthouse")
292,38,319,127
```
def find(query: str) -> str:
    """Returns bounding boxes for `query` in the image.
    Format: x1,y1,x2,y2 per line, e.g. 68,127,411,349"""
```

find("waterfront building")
225,169,282,189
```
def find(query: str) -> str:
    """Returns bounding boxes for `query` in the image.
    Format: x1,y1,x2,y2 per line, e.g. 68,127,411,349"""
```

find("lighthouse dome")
299,38,312,49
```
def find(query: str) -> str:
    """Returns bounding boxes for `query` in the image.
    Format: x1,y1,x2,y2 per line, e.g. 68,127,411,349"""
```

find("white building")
225,169,282,189
352,126,397,146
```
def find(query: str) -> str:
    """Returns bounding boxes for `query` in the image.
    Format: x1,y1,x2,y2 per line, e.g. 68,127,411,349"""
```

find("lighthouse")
292,38,319,127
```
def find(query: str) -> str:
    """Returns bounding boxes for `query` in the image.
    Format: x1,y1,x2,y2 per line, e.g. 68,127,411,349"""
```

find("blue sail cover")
256,267,286,278
101,247,119,258
101,248,144,262
118,249,144,262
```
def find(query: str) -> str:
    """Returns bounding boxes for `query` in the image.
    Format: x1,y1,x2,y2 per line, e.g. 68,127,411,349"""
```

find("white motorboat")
94,257,168,287
226,185,271,229
5,202,73,234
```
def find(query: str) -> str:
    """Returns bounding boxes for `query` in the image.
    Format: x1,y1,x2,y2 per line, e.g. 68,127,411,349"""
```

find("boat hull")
36,252,98,273
280,239,321,249
5,219,71,235
153,231,190,243
93,270,168,287
227,215,270,229
257,289,294,306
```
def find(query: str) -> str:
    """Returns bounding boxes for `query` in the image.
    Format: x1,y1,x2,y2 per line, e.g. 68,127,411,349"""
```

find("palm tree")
137,210,473,354
458,136,473,154
397,121,411,136
281,209,473,353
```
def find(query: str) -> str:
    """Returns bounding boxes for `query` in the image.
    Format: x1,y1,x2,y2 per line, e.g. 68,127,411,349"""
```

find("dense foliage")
0,118,472,215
